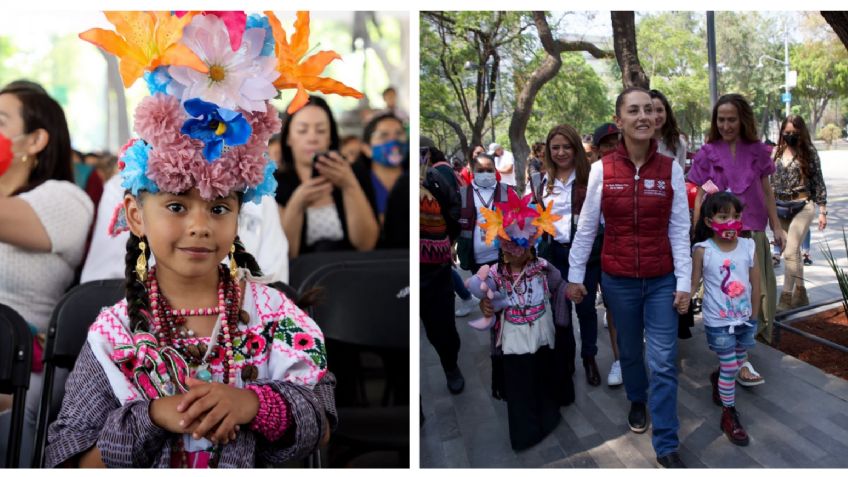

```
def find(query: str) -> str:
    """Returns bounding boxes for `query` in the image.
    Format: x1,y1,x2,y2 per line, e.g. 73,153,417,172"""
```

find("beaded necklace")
146,264,244,468
148,264,242,385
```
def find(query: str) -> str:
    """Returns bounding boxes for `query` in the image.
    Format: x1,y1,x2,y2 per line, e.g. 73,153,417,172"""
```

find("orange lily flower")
265,11,363,114
80,11,208,88
479,207,510,246
532,201,562,240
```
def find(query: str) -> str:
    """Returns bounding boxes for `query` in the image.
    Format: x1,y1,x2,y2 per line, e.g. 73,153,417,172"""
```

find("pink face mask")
0,132,14,177
711,219,743,239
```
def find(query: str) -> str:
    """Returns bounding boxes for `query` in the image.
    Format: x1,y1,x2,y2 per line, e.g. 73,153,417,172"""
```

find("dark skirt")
502,345,562,451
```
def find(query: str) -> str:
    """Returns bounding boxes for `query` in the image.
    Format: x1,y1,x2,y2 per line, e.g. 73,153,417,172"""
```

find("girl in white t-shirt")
691,191,760,448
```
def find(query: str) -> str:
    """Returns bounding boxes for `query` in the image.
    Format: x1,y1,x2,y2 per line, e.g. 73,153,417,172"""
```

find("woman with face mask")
689,94,787,374
361,112,409,224
0,83,94,466
769,115,827,311
276,95,379,258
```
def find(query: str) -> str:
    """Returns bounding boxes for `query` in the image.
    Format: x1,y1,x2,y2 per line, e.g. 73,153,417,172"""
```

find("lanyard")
474,186,496,210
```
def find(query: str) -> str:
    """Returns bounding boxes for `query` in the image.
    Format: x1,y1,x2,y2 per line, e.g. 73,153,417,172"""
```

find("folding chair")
31,279,124,468
0,304,33,468
288,249,409,292
297,254,409,467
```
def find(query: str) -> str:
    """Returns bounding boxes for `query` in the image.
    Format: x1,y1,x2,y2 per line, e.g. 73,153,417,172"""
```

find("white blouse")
0,180,93,332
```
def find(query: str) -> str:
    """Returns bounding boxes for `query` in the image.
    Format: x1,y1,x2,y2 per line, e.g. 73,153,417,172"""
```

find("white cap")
487,143,500,154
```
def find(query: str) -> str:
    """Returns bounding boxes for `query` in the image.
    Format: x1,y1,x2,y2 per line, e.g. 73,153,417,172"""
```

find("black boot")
445,366,465,394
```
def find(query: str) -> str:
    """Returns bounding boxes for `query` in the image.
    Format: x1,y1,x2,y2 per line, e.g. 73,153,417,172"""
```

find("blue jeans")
704,319,757,353
451,267,471,300
802,229,811,253
601,272,679,458
550,242,599,358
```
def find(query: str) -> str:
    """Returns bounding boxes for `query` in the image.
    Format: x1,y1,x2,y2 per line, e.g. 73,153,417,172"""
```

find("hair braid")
232,235,263,277
125,234,152,332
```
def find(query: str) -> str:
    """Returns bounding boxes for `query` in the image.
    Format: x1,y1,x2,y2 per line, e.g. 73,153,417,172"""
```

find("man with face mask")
456,153,514,273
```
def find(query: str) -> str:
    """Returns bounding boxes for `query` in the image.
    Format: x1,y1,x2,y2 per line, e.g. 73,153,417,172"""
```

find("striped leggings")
716,347,747,407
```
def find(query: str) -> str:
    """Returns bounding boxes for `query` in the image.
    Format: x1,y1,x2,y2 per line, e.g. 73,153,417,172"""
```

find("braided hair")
125,233,152,332
121,193,266,331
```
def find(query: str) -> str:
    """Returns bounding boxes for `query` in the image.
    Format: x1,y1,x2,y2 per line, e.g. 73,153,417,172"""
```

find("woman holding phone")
275,95,379,258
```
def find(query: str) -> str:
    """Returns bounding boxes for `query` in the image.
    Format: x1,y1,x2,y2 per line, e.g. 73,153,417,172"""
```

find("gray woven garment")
45,343,337,468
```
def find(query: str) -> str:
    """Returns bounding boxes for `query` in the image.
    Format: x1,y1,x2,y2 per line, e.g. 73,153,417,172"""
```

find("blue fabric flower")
181,98,252,162
246,14,275,57
243,158,278,204
120,141,158,195
143,66,173,96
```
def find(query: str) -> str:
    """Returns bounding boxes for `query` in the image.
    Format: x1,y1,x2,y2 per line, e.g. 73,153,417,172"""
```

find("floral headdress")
478,188,561,256
81,11,362,207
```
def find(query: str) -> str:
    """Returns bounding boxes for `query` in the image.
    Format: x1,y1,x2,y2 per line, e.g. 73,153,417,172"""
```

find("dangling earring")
136,239,148,282
20,155,28,163
229,244,238,280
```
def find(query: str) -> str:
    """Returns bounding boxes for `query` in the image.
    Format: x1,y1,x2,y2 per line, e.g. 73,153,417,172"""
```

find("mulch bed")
775,306,848,381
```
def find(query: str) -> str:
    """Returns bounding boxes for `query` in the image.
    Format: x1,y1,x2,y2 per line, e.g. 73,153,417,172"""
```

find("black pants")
421,265,460,373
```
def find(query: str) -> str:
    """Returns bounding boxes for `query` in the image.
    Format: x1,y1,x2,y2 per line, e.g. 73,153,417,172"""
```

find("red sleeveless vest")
600,141,674,278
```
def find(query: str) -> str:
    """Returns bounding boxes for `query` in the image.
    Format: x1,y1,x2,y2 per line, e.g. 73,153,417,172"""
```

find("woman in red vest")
566,87,692,468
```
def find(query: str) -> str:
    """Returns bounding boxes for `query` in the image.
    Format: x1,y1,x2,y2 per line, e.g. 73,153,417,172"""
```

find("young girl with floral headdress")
45,10,362,468
477,188,569,451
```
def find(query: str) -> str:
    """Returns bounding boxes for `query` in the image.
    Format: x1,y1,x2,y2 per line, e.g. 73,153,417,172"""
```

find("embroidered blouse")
45,281,330,468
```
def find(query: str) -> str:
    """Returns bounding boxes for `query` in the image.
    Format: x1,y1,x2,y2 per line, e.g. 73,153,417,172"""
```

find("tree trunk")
822,11,848,52
508,12,615,193
611,11,650,89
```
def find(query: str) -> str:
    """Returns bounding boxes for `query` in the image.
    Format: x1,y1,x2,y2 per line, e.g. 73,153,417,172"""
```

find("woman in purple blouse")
688,94,787,386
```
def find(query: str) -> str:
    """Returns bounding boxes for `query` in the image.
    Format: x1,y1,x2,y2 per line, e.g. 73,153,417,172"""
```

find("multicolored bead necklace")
147,264,242,385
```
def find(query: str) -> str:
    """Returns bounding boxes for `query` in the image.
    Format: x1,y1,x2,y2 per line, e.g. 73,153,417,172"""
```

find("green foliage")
818,123,842,146
420,11,533,153
636,12,711,144
791,30,848,130
523,52,612,141
821,226,848,318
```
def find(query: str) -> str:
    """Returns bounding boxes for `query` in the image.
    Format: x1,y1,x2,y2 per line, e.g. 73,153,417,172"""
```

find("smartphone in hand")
311,153,323,178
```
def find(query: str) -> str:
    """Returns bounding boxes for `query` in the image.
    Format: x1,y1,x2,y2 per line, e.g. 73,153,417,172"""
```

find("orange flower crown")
478,188,561,249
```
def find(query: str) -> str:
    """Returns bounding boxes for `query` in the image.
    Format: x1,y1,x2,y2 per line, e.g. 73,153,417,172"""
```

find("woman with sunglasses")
770,115,827,311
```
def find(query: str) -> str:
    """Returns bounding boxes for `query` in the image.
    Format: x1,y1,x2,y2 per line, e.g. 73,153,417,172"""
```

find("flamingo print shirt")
694,237,756,329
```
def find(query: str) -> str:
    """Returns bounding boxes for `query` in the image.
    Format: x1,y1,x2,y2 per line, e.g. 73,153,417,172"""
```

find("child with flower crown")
477,188,571,451
45,11,363,468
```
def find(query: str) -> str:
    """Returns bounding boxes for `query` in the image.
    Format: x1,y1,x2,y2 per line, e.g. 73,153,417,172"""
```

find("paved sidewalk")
420,151,848,468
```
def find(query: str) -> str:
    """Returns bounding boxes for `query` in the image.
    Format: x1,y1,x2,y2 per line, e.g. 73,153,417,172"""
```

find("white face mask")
474,171,496,188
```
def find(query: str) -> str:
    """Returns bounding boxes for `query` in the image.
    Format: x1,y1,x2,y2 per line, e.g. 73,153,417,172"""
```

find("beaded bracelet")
246,384,289,441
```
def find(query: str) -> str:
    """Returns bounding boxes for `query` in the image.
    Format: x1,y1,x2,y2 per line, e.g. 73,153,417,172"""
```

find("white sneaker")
595,290,604,306
455,296,478,317
602,310,608,329
607,360,623,387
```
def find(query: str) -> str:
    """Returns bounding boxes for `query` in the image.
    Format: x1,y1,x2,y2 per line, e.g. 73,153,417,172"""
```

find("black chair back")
297,254,409,349
0,304,33,468
295,252,409,467
31,279,124,468
289,249,409,293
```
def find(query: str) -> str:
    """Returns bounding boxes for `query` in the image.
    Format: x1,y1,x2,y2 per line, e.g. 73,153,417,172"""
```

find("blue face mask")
372,140,407,168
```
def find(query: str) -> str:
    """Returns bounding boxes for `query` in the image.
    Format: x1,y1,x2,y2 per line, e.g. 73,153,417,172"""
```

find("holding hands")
673,291,690,314
566,283,587,303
